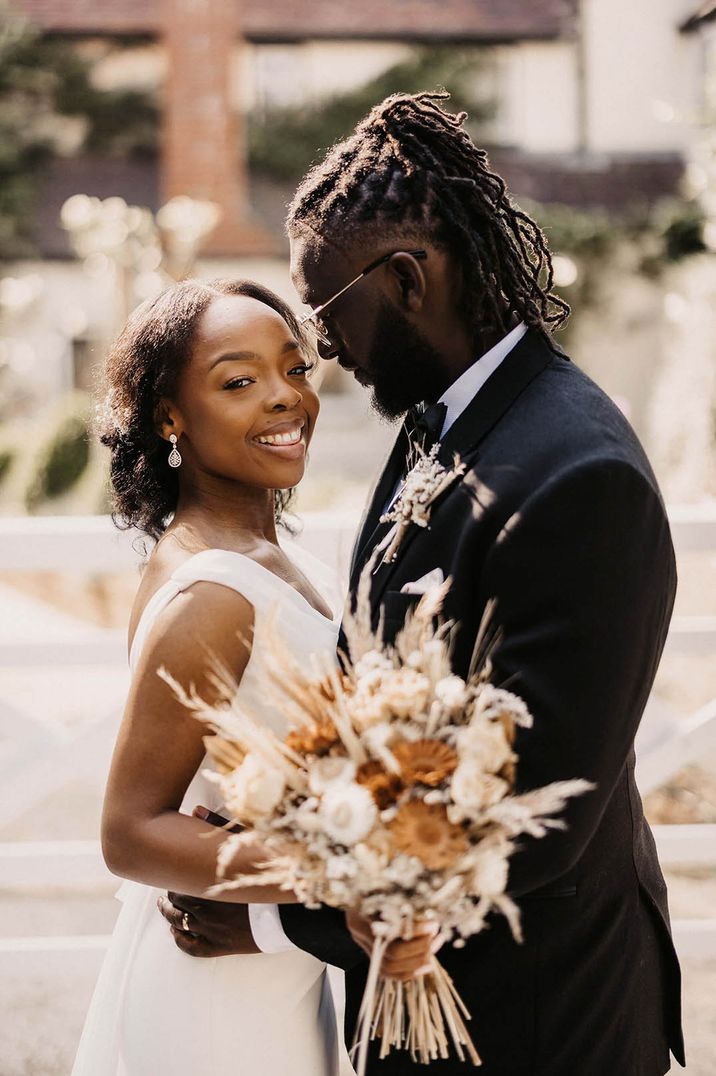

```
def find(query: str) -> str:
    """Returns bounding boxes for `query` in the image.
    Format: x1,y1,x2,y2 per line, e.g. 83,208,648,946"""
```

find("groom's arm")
277,902,366,970
246,902,366,970
477,458,676,897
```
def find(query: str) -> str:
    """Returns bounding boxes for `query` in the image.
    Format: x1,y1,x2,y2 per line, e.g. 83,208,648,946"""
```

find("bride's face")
164,294,319,493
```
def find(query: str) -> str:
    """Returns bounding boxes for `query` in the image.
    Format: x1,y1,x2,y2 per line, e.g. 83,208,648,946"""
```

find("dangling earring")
168,433,182,468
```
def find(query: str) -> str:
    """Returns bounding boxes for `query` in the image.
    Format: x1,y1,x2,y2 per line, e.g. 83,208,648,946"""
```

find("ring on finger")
181,911,192,933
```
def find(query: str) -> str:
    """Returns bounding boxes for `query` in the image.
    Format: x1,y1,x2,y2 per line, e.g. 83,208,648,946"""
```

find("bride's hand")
345,910,441,982
158,892,260,957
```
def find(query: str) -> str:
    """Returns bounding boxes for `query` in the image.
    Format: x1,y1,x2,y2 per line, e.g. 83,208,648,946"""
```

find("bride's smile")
253,418,306,455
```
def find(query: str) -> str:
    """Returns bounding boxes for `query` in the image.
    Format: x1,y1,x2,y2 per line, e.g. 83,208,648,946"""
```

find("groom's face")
290,235,446,418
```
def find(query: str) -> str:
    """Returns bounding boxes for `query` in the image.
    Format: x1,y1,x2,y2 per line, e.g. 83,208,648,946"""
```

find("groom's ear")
387,252,427,314
154,399,183,441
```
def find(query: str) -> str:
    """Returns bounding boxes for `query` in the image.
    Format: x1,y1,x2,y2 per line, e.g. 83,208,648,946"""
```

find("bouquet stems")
352,938,482,1073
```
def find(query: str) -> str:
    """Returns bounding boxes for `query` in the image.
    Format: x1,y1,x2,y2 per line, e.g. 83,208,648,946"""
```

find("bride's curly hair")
98,278,313,540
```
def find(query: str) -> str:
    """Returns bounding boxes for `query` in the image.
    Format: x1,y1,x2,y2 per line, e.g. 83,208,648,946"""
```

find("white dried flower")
223,754,286,822
326,880,352,905
382,854,424,888
458,718,513,773
357,669,388,695
354,649,394,679
450,762,509,811
361,722,394,751
293,799,322,833
326,854,359,880
382,668,431,718
308,756,357,795
354,840,390,877
319,782,378,846
435,675,468,712
472,684,532,728
470,848,510,896
361,722,405,773
346,689,391,729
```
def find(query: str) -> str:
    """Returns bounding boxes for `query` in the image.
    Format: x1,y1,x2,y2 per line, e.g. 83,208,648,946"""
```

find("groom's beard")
363,300,447,421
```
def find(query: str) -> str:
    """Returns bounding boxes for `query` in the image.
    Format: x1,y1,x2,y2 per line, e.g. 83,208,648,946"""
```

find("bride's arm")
101,580,296,904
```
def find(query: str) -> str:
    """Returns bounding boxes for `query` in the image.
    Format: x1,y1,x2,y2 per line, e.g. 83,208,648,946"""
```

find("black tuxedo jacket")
280,330,685,1075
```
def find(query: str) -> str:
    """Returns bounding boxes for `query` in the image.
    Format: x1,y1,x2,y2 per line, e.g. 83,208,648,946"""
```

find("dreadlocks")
287,91,570,346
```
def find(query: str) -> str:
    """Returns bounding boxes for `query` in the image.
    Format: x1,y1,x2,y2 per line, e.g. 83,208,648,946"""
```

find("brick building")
11,0,700,255
14,0,579,39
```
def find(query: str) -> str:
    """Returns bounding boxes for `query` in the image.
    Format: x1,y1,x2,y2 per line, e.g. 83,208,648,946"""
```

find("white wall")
247,41,412,112
583,0,701,154
493,41,580,152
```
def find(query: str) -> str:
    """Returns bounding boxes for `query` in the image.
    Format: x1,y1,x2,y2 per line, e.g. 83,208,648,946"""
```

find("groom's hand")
158,893,260,958
346,910,439,982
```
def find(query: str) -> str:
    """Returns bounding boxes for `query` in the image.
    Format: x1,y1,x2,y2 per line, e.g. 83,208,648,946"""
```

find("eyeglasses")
299,249,427,336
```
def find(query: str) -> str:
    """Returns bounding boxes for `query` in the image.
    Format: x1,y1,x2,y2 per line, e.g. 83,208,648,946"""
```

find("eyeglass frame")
298,249,427,335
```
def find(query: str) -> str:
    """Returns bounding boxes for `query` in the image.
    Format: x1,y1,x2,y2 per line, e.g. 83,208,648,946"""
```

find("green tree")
0,2,158,258
249,46,494,182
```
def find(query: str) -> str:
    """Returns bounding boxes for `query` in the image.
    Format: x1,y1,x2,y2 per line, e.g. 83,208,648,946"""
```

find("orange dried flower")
389,800,467,870
356,759,404,809
285,718,338,756
392,739,458,787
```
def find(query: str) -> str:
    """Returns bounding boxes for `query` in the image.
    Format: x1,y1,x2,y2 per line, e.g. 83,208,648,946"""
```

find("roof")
12,0,578,41
681,2,716,31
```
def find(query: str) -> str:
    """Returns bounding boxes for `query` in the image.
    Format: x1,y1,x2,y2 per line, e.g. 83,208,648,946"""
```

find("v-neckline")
187,547,337,624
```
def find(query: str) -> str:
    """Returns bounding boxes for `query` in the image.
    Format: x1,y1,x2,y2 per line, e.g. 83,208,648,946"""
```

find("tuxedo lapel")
362,330,556,603
349,423,410,580
437,328,555,465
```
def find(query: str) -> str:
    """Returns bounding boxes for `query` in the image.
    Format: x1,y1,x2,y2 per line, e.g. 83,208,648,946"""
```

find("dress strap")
128,549,307,672
128,578,184,672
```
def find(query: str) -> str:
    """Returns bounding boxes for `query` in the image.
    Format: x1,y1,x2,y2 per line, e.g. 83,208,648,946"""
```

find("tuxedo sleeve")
481,458,676,897
277,903,367,971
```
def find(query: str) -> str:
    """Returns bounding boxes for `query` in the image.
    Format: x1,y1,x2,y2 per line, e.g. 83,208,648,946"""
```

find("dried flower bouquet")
161,568,592,1073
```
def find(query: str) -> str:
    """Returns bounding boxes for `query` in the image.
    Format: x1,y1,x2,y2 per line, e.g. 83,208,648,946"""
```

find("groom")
162,93,684,1074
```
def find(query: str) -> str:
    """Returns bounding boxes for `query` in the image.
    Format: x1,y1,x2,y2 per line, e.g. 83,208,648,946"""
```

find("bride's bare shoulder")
128,541,255,695
128,538,192,644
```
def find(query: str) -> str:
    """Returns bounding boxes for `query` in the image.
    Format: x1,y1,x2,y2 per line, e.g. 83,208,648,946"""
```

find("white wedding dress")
72,544,355,1076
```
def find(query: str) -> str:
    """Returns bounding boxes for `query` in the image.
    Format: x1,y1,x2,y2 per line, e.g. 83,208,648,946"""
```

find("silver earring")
168,433,182,468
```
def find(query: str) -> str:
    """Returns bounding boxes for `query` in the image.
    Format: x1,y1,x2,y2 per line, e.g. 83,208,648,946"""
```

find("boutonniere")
377,444,466,566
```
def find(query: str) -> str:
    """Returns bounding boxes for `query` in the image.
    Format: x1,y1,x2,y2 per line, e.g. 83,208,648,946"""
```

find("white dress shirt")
249,321,527,956
438,320,527,437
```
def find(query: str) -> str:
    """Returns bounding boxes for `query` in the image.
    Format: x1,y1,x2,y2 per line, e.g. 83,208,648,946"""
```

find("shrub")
24,392,91,511
0,445,13,486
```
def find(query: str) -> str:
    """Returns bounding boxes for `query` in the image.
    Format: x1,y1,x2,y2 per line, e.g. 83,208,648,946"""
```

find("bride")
72,278,352,1075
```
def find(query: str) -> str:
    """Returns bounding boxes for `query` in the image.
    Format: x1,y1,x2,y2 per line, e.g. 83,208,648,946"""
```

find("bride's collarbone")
252,547,333,621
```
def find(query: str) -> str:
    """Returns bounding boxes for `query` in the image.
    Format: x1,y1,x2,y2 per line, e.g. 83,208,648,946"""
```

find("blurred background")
0,1,714,1072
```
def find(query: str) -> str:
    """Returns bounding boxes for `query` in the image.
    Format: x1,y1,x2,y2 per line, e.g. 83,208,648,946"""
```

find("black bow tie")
405,401,447,452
